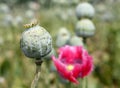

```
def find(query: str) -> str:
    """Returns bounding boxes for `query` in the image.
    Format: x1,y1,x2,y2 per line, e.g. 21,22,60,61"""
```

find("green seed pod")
20,22,52,59
75,19,95,37
43,48,56,60
76,2,95,19
56,27,71,47
69,36,84,46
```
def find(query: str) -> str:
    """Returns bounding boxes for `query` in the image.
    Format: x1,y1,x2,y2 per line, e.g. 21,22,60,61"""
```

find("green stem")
83,37,87,44
85,77,88,88
70,82,73,88
79,79,83,88
31,60,43,88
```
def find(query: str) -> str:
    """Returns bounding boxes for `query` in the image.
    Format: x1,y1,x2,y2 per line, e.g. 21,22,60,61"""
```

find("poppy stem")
85,77,88,88
83,37,87,44
31,59,43,88
79,79,83,88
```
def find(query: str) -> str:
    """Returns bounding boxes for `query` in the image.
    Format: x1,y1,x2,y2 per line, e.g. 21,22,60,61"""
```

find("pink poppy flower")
52,45,93,84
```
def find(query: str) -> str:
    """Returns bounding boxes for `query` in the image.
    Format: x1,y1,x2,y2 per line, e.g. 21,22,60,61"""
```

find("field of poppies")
0,0,120,88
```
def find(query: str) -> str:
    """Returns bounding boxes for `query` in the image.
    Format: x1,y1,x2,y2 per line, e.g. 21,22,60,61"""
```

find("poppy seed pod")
75,2,95,19
56,27,71,47
75,19,95,37
69,36,84,46
43,48,56,60
20,22,52,59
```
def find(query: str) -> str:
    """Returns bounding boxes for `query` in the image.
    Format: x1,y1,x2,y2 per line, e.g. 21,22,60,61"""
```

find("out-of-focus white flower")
55,10,69,21
53,0,79,5
109,0,116,3
25,10,35,19
0,3,10,13
0,77,5,84
101,11,114,22
55,8,75,21
67,9,75,17
13,15,23,27
28,1,40,11
15,16,23,24
53,0,68,5
75,19,95,37
56,27,71,47
30,18,38,24
67,0,79,4
76,2,95,19
95,4,106,14
0,77,7,88
60,12,68,21
3,14,13,26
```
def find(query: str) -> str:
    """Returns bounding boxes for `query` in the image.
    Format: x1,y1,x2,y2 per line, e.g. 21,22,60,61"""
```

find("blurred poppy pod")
69,36,84,46
75,19,95,38
20,22,52,59
75,2,95,19
56,27,71,47
43,48,56,60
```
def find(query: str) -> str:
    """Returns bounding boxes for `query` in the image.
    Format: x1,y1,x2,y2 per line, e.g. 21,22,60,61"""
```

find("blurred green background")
0,0,120,88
